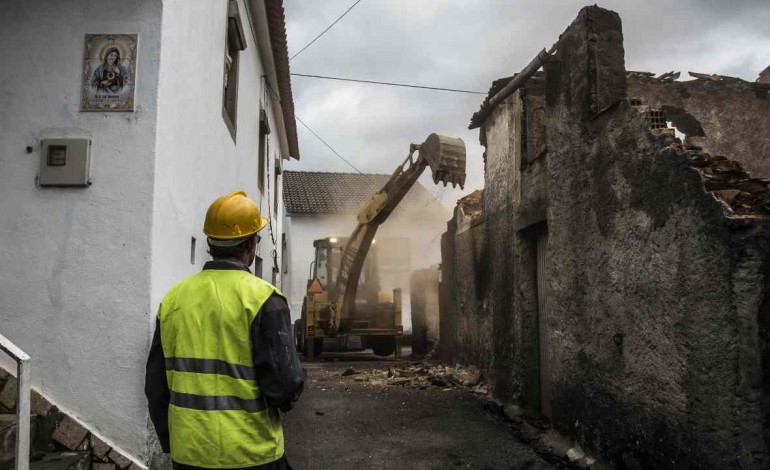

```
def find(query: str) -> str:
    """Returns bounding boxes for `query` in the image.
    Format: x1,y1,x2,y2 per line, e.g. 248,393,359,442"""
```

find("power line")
292,73,486,95
262,79,363,174
290,0,365,61
294,114,364,174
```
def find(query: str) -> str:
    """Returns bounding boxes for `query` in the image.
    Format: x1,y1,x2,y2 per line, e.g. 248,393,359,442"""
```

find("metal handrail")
0,333,30,470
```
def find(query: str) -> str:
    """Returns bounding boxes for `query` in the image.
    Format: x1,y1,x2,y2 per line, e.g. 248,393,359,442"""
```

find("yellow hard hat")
203,190,268,242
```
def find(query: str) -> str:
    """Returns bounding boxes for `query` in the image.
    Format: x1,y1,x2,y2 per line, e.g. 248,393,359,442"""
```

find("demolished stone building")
439,6,770,469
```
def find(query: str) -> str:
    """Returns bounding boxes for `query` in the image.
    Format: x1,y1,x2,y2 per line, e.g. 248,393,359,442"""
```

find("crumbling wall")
548,106,770,469
628,74,770,177
442,84,550,408
410,265,440,355
438,206,489,368
443,5,770,469
544,7,769,468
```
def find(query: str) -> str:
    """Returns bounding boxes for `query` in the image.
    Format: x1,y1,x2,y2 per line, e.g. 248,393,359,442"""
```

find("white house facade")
0,0,299,466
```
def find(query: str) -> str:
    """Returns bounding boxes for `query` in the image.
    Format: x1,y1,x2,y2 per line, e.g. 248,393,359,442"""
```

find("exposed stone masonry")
0,368,141,470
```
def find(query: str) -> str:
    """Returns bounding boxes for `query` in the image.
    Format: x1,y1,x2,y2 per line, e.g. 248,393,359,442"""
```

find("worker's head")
204,190,267,264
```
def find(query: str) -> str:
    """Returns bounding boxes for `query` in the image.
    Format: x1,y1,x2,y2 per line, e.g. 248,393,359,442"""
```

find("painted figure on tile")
90,47,127,93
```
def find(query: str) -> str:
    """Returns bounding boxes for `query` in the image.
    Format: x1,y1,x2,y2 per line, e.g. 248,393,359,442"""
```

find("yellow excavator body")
295,134,466,358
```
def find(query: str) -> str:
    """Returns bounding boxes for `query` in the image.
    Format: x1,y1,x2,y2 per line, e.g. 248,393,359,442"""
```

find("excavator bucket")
420,133,467,189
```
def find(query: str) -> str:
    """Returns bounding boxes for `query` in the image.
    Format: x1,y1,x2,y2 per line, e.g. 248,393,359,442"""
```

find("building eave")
247,0,300,160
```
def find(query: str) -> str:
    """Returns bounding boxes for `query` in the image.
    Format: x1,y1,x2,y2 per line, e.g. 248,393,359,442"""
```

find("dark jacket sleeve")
145,317,170,453
252,293,306,412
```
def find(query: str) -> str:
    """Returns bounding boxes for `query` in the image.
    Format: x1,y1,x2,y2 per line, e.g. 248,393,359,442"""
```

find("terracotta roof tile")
265,0,299,159
283,171,438,215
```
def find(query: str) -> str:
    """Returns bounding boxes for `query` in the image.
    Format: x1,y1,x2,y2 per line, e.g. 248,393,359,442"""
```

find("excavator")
294,134,466,358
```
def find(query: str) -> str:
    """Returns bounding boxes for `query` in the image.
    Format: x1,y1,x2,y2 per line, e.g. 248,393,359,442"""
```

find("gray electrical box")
39,138,91,187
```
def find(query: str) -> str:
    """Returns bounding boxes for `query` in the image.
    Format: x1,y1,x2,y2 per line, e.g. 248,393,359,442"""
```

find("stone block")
0,376,17,409
76,437,90,451
70,451,92,470
108,449,133,469
93,463,117,470
31,390,53,416
52,415,89,450
92,434,112,460
0,414,17,460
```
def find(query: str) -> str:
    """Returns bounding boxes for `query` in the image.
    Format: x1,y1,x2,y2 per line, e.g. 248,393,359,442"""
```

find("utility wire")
292,73,486,95
290,0,365,61
263,79,363,174
294,114,364,174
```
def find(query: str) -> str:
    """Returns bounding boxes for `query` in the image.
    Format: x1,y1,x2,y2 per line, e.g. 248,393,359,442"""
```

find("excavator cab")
297,237,397,357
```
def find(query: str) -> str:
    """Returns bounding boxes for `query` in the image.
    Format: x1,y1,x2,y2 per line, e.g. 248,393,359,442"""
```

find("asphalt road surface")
282,351,557,470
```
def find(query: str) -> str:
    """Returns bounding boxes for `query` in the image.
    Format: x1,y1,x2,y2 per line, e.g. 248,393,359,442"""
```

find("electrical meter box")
38,138,91,187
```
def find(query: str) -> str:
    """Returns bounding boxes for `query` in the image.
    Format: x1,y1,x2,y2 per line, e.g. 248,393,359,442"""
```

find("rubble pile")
339,363,488,394
688,153,770,217
457,190,483,219
648,127,770,217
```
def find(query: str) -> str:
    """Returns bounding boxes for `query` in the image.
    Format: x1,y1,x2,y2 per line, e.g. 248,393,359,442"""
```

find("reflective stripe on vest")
158,269,285,468
170,390,267,413
166,357,258,381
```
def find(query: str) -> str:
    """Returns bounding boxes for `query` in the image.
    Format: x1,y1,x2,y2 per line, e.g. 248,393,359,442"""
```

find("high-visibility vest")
158,268,284,468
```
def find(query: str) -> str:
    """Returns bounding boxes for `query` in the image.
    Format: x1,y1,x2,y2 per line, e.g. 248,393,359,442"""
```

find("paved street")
282,352,558,470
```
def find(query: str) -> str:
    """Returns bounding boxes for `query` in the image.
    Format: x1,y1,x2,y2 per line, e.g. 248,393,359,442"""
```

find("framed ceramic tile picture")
81,34,137,112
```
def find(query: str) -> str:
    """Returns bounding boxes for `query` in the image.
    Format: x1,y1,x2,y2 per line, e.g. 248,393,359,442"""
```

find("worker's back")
158,268,285,468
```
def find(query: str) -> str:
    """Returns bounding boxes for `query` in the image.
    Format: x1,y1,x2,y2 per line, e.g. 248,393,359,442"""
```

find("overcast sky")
282,0,770,207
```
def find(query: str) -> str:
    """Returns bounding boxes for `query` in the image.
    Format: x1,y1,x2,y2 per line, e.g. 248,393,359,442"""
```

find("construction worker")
145,190,305,470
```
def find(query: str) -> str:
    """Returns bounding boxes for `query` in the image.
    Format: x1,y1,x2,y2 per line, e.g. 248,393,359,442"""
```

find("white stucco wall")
0,0,161,458
151,0,283,314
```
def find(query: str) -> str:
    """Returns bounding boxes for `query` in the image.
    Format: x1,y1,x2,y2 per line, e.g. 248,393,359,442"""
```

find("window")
282,233,288,274
222,0,247,140
315,243,329,287
258,109,270,191
254,255,263,280
274,172,279,216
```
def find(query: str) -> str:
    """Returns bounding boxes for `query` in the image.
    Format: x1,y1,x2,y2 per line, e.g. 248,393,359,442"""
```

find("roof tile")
283,171,438,215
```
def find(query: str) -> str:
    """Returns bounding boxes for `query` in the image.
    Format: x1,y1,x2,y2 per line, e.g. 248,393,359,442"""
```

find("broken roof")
457,190,483,219
283,171,438,215
472,68,770,129
469,73,545,129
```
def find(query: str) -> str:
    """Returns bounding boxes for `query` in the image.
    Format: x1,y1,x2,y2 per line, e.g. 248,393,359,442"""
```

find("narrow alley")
284,354,561,470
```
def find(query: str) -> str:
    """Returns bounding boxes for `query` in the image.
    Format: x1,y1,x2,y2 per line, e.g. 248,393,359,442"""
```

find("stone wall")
546,99,770,469
439,206,489,369
628,74,770,177
0,368,141,470
409,266,440,356
441,5,770,469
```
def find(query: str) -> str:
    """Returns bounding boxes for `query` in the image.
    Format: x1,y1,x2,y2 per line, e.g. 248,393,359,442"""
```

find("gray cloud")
283,0,770,206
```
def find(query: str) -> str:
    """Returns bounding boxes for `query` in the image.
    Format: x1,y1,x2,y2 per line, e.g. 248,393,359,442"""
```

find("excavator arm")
331,134,466,328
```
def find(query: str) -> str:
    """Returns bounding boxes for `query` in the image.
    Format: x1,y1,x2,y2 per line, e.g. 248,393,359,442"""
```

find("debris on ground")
335,362,487,393
315,359,601,469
